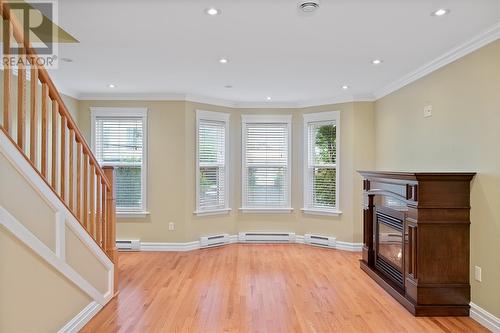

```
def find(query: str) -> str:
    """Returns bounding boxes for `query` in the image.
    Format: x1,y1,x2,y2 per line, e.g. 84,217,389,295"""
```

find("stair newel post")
103,166,118,295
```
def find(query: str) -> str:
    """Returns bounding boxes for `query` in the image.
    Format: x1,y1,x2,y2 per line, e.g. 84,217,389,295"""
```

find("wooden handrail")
1,1,117,274
0,0,111,189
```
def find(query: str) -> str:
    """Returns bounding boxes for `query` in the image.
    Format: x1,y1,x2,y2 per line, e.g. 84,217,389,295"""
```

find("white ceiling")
49,0,500,106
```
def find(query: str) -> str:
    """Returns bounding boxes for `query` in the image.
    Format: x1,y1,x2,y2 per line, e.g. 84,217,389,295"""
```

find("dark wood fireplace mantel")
358,171,475,316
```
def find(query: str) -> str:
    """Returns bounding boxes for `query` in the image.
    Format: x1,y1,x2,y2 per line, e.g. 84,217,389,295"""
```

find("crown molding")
78,92,241,107
235,101,303,109
296,94,375,108
374,21,500,99
78,92,187,102
185,94,236,108
77,92,367,109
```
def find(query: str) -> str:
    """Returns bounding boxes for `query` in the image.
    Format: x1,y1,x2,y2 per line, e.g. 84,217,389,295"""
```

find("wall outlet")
423,104,433,118
168,222,175,231
474,266,482,282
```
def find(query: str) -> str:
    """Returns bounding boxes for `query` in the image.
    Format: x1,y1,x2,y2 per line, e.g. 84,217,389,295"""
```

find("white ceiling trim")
295,94,375,109
78,92,186,102
78,92,237,107
373,21,500,99
77,92,368,108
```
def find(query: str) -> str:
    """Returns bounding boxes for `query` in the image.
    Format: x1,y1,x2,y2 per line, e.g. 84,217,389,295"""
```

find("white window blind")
196,110,229,214
303,111,340,213
92,108,147,213
242,116,291,210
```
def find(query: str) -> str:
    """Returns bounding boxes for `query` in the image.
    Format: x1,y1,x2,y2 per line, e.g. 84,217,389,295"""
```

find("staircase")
1,1,117,331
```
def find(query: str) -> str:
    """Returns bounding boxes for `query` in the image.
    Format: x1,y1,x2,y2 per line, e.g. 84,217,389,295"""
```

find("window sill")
239,208,294,214
193,208,231,216
301,208,342,217
117,211,150,219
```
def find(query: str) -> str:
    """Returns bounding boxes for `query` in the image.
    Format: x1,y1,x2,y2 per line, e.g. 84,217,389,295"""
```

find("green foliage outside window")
312,124,336,207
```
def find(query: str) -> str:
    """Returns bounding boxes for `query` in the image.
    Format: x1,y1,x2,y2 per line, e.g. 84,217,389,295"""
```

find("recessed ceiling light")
342,85,349,90
298,1,320,13
219,58,228,64
432,8,450,17
372,59,383,65
108,84,116,88
224,85,233,88
266,96,272,101
205,8,220,16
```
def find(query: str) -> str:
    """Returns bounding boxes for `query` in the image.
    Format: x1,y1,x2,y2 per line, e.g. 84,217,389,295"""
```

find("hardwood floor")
82,244,488,333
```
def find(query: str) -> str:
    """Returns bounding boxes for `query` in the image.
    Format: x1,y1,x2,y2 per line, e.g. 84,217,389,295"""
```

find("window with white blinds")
303,111,340,215
92,108,148,213
195,110,230,215
241,115,292,212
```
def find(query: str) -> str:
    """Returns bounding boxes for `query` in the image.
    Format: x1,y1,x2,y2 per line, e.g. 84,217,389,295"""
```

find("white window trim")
90,107,149,216
117,211,151,219
238,207,293,214
194,110,230,216
193,208,232,217
301,111,342,217
240,114,293,213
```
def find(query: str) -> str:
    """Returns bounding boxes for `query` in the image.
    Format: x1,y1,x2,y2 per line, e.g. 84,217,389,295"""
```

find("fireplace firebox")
375,211,404,288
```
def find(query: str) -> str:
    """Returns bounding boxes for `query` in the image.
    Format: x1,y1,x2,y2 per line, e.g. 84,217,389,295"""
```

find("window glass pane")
199,120,225,165
197,117,227,211
312,167,336,208
199,166,225,210
94,115,144,211
305,117,338,211
95,117,143,165
246,124,287,166
243,122,289,208
115,166,142,209
309,123,336,165
247,167,286,207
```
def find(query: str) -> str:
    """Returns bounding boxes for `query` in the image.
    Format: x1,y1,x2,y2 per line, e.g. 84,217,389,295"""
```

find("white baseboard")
134,234,362,252
141,240,200,251
470,302,500,333
295,235,362,251
58,301,102,333
336,241,363,252
229,234,239,244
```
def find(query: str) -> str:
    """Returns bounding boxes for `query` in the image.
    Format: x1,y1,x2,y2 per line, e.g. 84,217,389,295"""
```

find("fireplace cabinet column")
362,183,375,266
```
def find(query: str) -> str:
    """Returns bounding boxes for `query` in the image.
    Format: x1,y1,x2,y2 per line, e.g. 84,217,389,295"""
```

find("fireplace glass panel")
378,222,403,270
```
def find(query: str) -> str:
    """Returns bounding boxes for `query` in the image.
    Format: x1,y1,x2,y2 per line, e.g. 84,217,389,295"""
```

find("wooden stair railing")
1,2,117,293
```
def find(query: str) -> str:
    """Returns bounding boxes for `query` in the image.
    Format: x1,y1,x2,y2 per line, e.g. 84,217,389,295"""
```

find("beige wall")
62,93,81,123
77,100,375,243
374,40,500,317
0,143,109,332
78,100,189,242
0,154,56,250
0,227,92,333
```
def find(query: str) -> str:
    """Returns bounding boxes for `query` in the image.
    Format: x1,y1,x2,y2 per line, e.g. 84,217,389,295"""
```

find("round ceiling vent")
298,0,320,13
